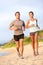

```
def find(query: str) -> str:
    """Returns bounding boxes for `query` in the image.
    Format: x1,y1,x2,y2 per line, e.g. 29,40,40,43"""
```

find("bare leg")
35,32,39,55
19,39,24,57
30,34,35,55
15,41,20,56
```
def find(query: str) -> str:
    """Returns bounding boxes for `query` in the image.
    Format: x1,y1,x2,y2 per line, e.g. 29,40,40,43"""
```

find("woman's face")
15,13,20,19
29,13,34,18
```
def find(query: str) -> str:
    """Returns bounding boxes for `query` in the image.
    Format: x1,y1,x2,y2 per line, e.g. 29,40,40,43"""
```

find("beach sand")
0,42,43,65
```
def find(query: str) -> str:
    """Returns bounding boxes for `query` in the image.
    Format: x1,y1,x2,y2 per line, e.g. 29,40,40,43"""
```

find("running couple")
9,11,40,59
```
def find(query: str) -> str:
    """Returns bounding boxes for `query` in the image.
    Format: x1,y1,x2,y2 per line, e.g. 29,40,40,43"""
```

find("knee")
31,40,34,43
35,39,38,43
20,44,23,49
16,45,19,48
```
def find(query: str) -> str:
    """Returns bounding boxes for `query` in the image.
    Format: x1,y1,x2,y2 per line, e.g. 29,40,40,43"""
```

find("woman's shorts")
30,31,38,36
14,34,24,41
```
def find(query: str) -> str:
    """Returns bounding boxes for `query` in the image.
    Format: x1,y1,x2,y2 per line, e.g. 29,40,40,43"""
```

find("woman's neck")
30,17,34,21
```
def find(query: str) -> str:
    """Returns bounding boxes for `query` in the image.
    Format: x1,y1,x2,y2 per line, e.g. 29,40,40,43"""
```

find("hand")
9,26,13,30
36,25,40,29
25,25,28,28
13,27,18,31
38,26,40,29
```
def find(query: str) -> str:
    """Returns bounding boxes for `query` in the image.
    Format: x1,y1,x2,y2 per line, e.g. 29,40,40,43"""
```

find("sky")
0,0,43,44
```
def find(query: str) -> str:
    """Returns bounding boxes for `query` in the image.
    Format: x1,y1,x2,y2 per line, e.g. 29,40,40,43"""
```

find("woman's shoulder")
34,18,38,22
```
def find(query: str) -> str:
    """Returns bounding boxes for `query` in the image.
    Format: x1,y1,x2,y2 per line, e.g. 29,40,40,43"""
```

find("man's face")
15,13,20,19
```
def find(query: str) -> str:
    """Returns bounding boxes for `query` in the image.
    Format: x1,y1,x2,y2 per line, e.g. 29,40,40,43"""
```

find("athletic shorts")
14,34,24,41
30,31,38,36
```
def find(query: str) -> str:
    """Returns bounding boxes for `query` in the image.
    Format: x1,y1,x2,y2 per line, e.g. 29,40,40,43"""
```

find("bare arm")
36,19,40,29
9,22,14,30
9,21,18,31
22,21,25,31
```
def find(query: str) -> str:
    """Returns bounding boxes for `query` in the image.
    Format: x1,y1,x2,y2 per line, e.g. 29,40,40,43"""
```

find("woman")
26,11,40,56
9,12,25,59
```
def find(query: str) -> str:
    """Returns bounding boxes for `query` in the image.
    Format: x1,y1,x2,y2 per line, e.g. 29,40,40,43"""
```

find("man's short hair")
15,11,20,16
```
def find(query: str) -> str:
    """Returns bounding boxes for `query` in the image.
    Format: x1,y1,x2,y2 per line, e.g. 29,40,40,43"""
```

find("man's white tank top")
29,20,38,33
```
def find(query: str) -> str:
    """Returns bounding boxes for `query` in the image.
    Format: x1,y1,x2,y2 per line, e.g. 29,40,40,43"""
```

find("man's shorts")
14,34,24,41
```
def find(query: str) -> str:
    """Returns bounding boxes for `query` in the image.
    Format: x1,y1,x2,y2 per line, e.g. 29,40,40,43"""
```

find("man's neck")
16,19,20,21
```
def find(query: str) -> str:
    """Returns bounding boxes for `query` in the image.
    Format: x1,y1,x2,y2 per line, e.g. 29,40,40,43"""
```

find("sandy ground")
0,42,43,65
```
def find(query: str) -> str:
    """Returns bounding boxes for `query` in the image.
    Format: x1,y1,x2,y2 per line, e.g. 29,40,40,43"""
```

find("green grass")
1,37,31,49
1,38,43,49
1,30,43,49
1,40,43,49
1,43,16,49
38,39,43,42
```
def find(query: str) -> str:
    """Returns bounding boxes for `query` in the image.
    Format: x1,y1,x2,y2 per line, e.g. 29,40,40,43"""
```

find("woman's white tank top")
29,20,38,33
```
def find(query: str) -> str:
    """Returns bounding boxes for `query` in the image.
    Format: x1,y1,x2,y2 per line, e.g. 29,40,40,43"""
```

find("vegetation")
0,30,43,49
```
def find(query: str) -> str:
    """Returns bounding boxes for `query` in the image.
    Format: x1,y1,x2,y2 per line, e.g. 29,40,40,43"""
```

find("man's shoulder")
11,20,16,24
20,19,24,23
13,20,16,22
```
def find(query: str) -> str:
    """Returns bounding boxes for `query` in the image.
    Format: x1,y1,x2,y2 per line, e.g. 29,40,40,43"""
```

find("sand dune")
0,42,43,65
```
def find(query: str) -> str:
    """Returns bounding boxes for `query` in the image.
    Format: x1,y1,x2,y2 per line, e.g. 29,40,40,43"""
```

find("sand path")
0,42,43,65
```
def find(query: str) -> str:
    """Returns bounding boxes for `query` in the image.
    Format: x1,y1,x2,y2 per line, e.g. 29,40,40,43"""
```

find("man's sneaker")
20,56,24,59
17,51,20,57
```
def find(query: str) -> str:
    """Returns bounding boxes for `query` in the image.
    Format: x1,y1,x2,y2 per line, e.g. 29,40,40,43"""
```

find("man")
9,12,25,59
